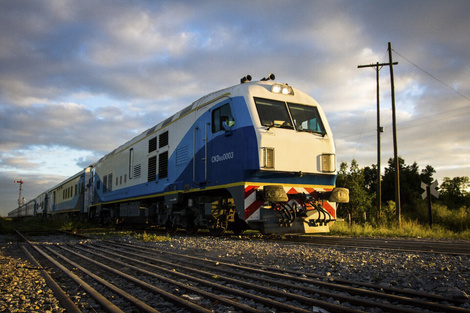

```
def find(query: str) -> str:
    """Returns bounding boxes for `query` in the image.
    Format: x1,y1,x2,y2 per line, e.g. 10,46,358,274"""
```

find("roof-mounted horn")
261,73,275,81
240,75,252,84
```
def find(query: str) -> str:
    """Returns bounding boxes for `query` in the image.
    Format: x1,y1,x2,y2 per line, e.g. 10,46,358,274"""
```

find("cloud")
1,0,469,216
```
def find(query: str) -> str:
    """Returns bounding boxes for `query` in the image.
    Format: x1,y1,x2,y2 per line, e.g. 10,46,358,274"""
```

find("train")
8,74,348,235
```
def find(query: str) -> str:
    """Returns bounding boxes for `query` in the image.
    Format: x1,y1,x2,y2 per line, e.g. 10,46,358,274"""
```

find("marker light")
271,83,294,95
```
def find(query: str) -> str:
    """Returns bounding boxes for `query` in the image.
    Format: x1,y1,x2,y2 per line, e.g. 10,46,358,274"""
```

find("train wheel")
209,227,225,237
166,222,177,235
232,227,244,236
186,224,199,235
230,218,246,236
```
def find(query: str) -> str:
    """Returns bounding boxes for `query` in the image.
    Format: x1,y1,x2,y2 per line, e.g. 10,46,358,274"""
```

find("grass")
82,229,170,242
134,231,170,242
0,216,171,242
0,215,98,233
3,213,470,240
330,219,470,240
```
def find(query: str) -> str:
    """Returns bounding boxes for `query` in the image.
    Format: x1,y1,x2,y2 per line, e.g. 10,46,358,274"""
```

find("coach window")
212,103,235,133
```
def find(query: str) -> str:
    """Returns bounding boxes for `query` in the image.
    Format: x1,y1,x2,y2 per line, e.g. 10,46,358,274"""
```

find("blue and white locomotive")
9,74,348,235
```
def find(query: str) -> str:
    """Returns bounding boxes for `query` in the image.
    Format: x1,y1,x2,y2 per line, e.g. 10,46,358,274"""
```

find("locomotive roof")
97,81,243,162
97,80,312,163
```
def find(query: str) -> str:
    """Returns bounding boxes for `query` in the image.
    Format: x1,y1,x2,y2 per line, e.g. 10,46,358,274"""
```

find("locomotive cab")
238,79,349,234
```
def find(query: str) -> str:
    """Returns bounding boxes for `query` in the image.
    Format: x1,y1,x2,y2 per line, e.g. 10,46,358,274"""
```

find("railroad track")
267,235,470,255
15,230,470,313
116,227,470,255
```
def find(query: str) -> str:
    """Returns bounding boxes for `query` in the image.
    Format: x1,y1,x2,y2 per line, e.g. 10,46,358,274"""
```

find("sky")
1,0,469,216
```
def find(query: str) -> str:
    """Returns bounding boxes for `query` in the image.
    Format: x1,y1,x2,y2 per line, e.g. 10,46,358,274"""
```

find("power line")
392,49,470,103
336,103,470,141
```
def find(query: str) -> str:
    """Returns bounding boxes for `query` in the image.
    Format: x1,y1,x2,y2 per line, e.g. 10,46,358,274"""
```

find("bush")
330,217,470,239
432,204,470,232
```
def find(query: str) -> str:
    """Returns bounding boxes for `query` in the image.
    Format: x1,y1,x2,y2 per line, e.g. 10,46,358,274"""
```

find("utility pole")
14,179,24,207
358,60,397,222
388,42,401,227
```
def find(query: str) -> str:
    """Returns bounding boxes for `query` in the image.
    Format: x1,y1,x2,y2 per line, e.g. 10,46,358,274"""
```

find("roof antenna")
261,73,275,81
240,75,252,84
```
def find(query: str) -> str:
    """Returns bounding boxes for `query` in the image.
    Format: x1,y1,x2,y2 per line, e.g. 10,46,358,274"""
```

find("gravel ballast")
1,234,469,312
1,235,64,313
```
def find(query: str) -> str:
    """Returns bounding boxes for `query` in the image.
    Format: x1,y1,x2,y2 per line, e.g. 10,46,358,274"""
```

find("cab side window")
212,103,235,133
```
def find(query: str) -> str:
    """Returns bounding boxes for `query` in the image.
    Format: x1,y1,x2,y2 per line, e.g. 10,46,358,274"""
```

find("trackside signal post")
421,180,439,227
14,179,24,206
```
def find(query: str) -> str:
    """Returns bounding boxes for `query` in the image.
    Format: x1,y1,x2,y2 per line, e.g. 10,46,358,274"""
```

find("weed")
134,231,170,242
330,219,470,239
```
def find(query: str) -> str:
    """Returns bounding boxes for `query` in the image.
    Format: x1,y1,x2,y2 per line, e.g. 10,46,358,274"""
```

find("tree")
420,165,436,185
439,176,470,209
382,157,435,215
363,164,378,194
336,160,373,224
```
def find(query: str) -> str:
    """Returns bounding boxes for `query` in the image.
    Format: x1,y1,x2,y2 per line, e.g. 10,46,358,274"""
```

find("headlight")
261,147,275,169
321,153,336,173
271,84,294,95
271,85,281,93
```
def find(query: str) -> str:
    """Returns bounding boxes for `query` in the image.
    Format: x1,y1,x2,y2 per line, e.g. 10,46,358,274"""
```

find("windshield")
254,98,294,129
254,97,326,134
288,102,326,134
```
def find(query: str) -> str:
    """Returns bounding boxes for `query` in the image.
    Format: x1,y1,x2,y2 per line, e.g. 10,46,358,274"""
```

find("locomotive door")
193,121,210,186
193,100,235,186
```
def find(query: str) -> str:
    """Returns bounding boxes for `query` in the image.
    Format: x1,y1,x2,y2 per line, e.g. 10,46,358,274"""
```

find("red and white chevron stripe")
244,185,336,221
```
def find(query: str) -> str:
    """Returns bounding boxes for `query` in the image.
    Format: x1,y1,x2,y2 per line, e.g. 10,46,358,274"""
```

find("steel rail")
109,240,470,313
167,251,468,313
43,246,161,313
121,239,468,305
276,236,470,255
56,245,213,313
74,243,314,313
92,241,365,313
18,243,82,313
239,260,469,305
15,231,125,313
103,242,421,313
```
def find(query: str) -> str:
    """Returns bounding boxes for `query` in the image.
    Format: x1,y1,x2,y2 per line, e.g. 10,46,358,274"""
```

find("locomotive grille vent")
158,151,168,178
133,164,141,178
148,156,157,182
108,173,113,191
159,131,169,148
176,145,189,166
148,137,157,153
